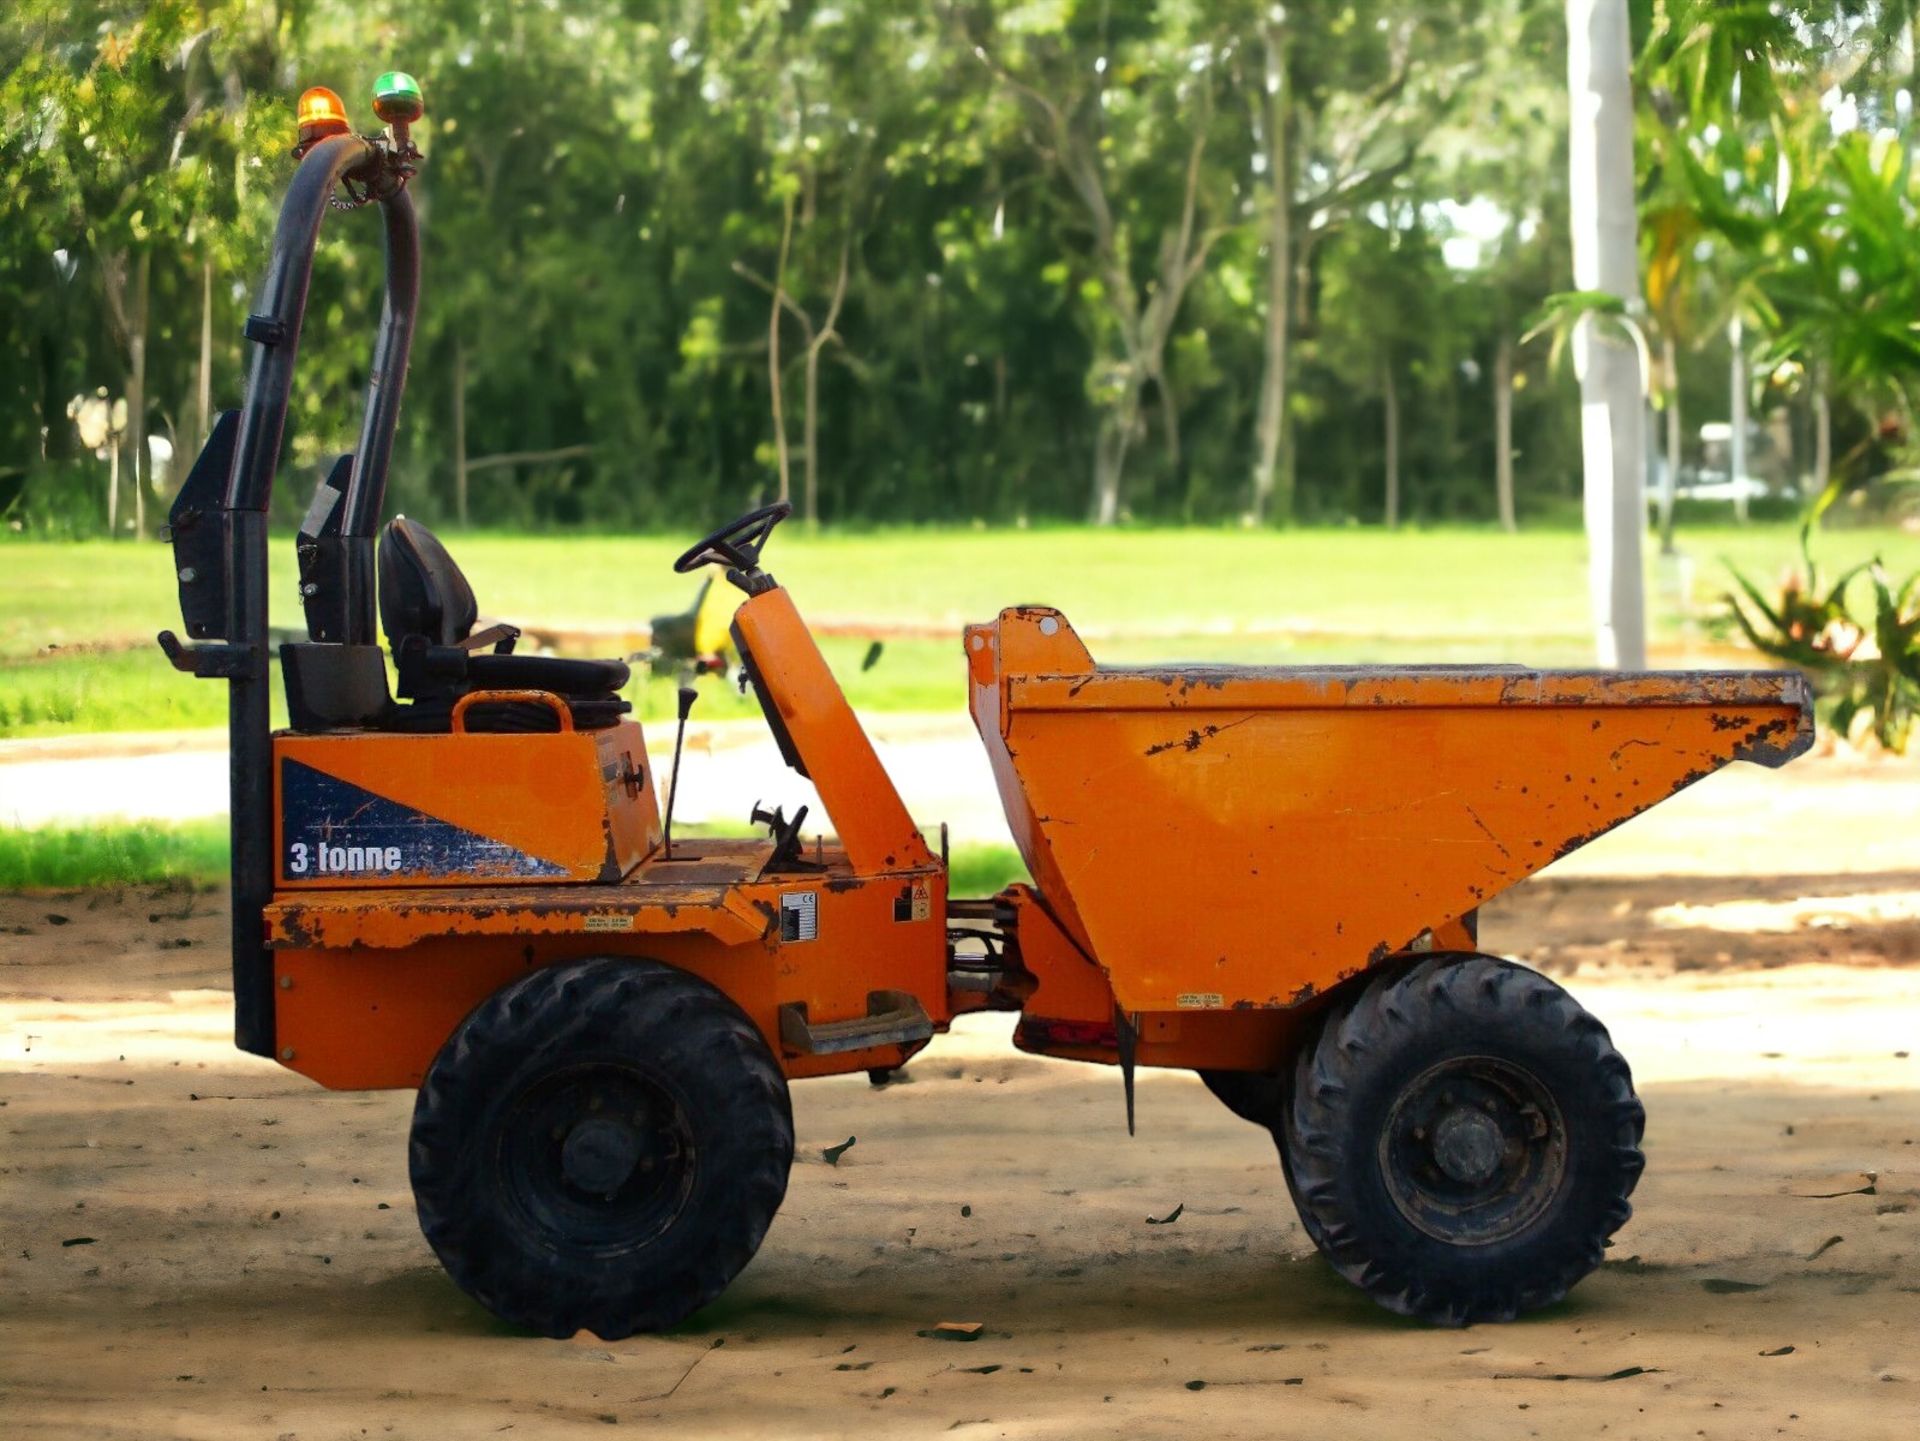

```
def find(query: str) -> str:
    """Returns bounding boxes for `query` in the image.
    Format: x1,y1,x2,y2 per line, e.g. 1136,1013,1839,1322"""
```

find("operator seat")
378,516,632,733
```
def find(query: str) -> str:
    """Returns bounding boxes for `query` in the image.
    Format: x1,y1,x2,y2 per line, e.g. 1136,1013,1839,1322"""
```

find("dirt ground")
4,761,1919,1438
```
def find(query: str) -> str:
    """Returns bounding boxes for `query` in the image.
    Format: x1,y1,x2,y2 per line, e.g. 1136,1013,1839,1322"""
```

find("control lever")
751,801,812,869
661,684,697,859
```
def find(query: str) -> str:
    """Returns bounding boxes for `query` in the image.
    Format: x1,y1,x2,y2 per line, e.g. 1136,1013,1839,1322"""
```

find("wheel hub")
1431,1107,1504,1185
1378,1055,1567,1246
561,1117,641,1195
496,1062,696,1251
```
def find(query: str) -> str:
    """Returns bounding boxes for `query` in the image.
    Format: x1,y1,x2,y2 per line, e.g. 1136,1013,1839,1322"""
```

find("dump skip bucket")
967,607,1813,1013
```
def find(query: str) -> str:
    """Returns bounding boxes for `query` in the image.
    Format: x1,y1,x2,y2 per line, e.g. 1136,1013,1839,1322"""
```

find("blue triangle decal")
280,756,569,882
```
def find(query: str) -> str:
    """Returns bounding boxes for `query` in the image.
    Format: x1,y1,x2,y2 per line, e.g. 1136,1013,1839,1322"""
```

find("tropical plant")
1725,534,1920,753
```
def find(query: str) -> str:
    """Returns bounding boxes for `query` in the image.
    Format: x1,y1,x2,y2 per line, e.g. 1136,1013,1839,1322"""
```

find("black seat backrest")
379,517,477,648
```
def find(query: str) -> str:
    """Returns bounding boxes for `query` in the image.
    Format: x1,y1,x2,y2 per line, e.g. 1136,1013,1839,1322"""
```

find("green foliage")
1725,535,1920,752
6,1,1920,538
0,0,1594,536
947,843,1029,897
1639,0,1920,502
0,817,227,889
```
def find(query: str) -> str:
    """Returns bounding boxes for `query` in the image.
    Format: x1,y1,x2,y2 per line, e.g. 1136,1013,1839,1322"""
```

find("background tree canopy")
3,0,1917,535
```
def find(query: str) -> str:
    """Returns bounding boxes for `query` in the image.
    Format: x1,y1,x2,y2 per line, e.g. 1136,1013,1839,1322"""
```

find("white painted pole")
1566,0,1648,669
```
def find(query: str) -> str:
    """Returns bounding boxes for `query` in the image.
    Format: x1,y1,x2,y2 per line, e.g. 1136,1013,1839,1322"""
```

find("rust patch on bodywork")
1144,716,1254,757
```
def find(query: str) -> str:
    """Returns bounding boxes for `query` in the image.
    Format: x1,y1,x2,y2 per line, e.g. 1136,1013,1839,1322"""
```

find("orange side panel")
1000,883,1315,1073
1002,883,1113,1027
269,849,949,1090
264,880,765,950
274,720,659,888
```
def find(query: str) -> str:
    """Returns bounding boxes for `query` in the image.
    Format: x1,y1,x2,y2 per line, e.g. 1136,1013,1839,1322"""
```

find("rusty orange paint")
1000,884,1311,1071
258,584,1811,1094
268,839,948,1089
968,607,1812,1017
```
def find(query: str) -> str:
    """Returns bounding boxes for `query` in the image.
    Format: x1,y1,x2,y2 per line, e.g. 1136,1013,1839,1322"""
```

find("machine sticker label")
1176,992,1225,1009
583,913,635,932
780,890,818,943
279,758,570,882
892,880,932,923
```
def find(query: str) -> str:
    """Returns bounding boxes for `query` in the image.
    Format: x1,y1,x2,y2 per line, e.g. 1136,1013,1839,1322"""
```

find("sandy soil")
0,860,1913,1441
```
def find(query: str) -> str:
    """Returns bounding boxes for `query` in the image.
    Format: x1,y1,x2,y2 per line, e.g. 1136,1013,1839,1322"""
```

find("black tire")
1281,954,1644,1326
409,957,794,1339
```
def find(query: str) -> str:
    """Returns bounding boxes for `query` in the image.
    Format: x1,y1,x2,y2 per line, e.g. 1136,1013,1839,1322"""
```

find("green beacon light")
372,71,424,128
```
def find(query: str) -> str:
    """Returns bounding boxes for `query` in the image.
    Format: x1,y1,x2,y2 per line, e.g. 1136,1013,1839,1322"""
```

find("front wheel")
1280,955,1644,1325
409,957,794,1338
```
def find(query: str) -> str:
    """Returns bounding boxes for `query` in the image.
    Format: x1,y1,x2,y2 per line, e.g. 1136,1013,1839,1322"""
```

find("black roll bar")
163,128,421,1056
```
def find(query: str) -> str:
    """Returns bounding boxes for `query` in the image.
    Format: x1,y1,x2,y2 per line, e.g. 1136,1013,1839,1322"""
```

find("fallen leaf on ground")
1490,1367,1660,1383
1788,1171,1877,1199
920,1322,984,1342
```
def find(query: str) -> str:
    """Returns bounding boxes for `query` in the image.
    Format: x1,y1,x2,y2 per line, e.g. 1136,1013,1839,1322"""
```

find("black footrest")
779,990,934,1056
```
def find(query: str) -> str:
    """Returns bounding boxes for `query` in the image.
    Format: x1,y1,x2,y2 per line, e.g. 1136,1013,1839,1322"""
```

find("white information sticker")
1176,992,1225,1009
780,891,819,943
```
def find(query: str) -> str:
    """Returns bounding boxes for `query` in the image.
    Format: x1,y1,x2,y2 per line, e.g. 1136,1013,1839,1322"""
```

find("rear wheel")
1279,955,1644,1325
409,957,793,1338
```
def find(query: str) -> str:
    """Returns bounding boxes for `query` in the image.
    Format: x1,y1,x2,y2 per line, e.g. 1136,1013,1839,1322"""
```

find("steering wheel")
674,501,794,574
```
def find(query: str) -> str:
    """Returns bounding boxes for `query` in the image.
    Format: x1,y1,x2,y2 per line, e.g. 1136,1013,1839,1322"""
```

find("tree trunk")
1728,316,1749,524
1382,357,1400,529
39,331,72,462
1495,333,1517,533
767,190,796,506
798,232,848,529
802,346,820,526
1093,385,1138,526
1154,369,1181,474
453,338,469,526
1250,15,1292,523
1566,0,1647,669
127,249,150,538
1659,336,1679,553
196,252,214,459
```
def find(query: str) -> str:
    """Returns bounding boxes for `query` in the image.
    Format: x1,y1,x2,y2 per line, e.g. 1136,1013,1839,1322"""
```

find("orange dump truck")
163,76,1815,1340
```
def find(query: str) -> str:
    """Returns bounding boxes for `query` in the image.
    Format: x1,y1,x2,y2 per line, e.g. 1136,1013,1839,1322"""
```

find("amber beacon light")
294,86,351,153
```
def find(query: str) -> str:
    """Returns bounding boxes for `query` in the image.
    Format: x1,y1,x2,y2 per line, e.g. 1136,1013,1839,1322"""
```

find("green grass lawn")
0,816,1029,895
5,521,1917,737
0,817,231,890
